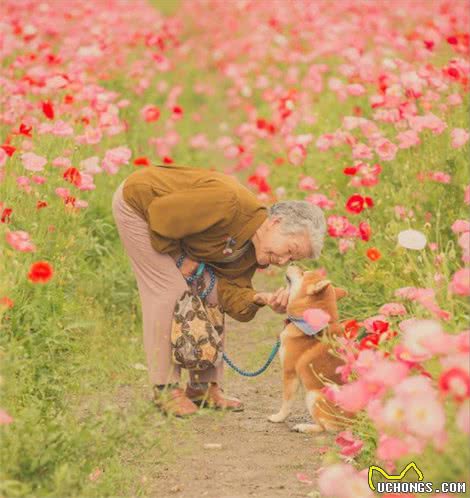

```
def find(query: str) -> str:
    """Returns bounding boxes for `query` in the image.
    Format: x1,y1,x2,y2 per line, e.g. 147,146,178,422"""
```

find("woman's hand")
253,286,290,314
179,257,200,279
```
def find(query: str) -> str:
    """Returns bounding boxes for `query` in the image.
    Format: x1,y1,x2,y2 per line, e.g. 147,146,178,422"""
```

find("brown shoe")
153,386,199,417
185,382,244,412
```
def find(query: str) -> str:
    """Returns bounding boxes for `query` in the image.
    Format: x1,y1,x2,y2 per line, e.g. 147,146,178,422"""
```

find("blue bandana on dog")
284,315,328,336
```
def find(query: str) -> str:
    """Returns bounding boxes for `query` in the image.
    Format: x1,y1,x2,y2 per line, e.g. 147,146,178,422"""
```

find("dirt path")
143,272,332,498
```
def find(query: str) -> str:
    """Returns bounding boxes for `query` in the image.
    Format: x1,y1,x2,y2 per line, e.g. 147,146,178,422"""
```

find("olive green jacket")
122,164,269,322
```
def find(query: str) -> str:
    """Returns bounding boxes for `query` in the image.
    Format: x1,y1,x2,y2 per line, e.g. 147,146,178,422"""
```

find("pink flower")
52,157,71,169
346,83,365,96
32,175,46,185
189,133,209,149
362,359,409,388
401,319,445,356
305,193,335,209
21,152,47,172
409,113,447,135
465,185,470,205
83,127,103,145
404,394,446,438
376,434,409,462
0,409,13,425
452,220,470,233
449,268,470,296
397,129,420,149
55,187,70,199
334,380,373,412
80,156,101,174
429,171,451,183
6,231,36,252
78,173,96,191
296,472,313,485
318,463,374,498
447,93,463,105
298,176,318,191
16,176,31,193
335,430,364,457
379,302,407,316
288,144,306,165
316,133,335,151
394,375,437,400
375,138,397,161
338,238,355,254
451,128,470,148
104,146,131,166
352,143,373,159
303,308,331,330
395,287,451,321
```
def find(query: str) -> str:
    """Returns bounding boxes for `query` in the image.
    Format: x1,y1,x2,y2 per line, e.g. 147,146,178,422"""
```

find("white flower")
398,229,427,250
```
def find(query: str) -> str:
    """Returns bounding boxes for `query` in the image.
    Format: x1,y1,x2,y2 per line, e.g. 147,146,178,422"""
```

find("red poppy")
256,118,267,129
345,193,364,214
343,166,357,176
64,94,74,104
63,167,81,187
163,156,173,164
36,200,48,210
1,207,12,223
42,100,54,120
172,105,183,116
1,144,16,156
64,196,76,207
19,123,32,137
364,196,374,208
144,106,160,122
247,174,271,194
359,334,380,350
28,261,53,284
366,247,381,261
0,296,14,309
343,319,361,339
134,157,150,166
372,320,389,334
358,221,371,241
439,367,470,403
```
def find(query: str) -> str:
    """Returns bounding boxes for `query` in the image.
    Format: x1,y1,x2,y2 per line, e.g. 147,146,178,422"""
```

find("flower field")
0,0,469,496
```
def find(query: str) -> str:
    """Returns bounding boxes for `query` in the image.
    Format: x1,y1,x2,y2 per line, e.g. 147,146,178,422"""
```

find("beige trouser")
111,180,225,387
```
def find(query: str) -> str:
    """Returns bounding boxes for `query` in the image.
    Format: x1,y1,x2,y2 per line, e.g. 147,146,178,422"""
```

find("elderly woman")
111,163,326,417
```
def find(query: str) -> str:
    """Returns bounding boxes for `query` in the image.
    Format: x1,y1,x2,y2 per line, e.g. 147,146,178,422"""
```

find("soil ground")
131,272,333,498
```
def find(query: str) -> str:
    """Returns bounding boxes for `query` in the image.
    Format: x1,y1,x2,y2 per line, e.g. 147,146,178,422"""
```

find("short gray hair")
268,200,327,260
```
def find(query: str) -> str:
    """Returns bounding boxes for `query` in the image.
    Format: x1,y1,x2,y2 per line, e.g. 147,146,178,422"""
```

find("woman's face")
254,217,312,266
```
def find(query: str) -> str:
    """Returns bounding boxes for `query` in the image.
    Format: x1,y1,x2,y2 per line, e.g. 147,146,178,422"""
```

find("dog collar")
284,315,328,336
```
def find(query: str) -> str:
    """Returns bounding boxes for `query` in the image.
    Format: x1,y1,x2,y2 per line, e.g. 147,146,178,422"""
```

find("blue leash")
176,253,280,377
222,340,281,377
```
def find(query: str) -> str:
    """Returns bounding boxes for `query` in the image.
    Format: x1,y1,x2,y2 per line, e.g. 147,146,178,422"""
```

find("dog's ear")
334,287,348,300
306,279,331,295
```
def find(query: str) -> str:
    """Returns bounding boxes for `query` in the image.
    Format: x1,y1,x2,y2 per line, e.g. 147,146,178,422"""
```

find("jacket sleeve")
146,179,239,240
216,269,266,323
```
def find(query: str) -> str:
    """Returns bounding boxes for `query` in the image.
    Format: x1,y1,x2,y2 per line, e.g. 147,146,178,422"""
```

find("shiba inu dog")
268,264,351,433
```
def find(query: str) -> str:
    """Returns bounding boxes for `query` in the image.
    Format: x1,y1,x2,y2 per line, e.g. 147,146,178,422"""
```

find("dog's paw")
268,412,287,423
291,423,324,433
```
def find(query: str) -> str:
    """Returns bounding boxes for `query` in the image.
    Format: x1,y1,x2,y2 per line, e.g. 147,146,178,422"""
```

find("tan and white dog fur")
268,264,351,433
